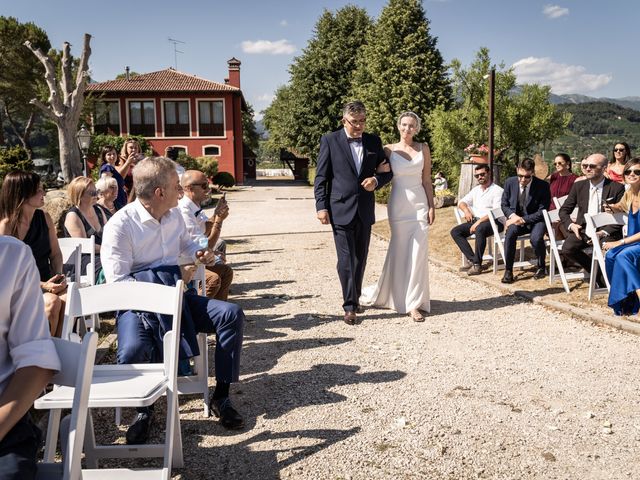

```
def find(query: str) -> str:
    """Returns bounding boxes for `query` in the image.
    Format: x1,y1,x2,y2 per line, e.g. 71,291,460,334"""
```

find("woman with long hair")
98,145,130,209
548,153,577,209
602,157,640,315
119,138,144,199
360,111,434,322
605,142,632,184
0,171,66,335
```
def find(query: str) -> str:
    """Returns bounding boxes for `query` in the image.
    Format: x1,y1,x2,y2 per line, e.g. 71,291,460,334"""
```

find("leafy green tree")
0,17,51,157
242,102,259,152
263,6,372,162
427,48,569,186
352,0,452,144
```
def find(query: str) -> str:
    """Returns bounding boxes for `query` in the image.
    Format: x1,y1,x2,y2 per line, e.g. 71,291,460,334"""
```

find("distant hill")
550,93,640,112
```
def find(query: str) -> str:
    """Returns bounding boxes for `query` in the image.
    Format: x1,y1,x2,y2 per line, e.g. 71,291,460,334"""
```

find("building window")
163,101,190,137
129,100,155,137
203,146,220,156
198,100,224,136
94,101,120,135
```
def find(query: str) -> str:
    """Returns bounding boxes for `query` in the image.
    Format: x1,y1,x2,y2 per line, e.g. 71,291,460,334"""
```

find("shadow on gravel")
429,294,527,315
233,279,295,296
229,247,285,256
177,425,360,479
240,363,406,423
231,260,273,271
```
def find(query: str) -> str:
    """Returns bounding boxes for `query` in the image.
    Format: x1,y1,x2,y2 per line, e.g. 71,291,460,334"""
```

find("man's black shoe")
126,412,153,444
209,397,244,430
501,270,514,284
533,267,547,280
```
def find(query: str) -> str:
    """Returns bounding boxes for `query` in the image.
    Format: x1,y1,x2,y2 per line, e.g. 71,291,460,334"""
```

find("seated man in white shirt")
178,170,234,301
0,236,60,479
101,157,245,444
450,164,504,275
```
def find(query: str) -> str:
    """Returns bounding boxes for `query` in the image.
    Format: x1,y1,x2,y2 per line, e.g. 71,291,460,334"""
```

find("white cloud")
241,39,296,55
280,19,288,27
256,93,275,103
543,4,569,19
512,57,612,94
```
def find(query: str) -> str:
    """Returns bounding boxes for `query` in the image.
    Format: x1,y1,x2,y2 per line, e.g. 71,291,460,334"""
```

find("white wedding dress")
360,148,430,313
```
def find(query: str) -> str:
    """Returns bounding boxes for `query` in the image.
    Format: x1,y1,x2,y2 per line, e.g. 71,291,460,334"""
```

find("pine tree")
263,6,371,161
352,0,452,144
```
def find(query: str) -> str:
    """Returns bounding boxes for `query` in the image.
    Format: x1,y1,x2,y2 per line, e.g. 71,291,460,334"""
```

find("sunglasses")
188,182,209,189
86,190,98,197
554,162,566,166
517,174,532,179
474,172,487,178
581,163,599,170
624,169,640,176
614,148,627,153
344,117,366,128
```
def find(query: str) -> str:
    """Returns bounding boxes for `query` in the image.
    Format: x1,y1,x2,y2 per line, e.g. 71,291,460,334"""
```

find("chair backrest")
58,236,96,286
553,195,568,210
59,243,81,283
542,209,558,245
49,332,98,478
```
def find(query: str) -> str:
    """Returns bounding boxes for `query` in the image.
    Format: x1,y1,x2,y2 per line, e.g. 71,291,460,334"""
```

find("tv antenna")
168,37,185,69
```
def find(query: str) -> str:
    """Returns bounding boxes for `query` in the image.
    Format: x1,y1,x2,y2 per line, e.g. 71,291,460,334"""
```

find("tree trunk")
0,108,5,146
59,122,82,181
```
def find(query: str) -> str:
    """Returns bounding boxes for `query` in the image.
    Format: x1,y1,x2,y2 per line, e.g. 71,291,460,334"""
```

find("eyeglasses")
85,190,98,197
614,148,627,153
344,117,366,128
624,169,640,176
554,162,566,166
517,174,532,179
474,172,488,178
581,163,599,170
188,182,209,190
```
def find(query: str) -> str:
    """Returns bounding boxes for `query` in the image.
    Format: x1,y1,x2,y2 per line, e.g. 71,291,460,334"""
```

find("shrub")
213,171,235,188
435,188,455,197
374,183,392,204
196,156,218,178
176,152,200,171
0,146,34,185
88,134,150,158
307,166,316,185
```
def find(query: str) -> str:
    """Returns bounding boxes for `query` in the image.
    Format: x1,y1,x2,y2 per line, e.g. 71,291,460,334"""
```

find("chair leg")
198,333,210,417
115,407,122,426
84,411,99,469
43,409,62,462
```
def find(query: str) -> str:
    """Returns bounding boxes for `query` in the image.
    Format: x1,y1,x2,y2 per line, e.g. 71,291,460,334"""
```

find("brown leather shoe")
343,311,356,325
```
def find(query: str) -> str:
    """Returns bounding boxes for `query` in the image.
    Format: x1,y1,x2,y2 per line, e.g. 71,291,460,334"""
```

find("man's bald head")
180,169,210,204
588,153,608,168
181,170,207,187
581,153,608,183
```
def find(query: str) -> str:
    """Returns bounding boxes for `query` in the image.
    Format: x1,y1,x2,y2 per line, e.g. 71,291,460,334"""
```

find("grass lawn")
372,205,639,324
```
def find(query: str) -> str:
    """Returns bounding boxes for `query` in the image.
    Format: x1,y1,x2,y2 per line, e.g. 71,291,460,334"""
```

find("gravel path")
175,181,640,479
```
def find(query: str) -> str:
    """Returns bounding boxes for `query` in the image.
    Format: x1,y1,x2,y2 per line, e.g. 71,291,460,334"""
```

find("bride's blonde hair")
397,111,421,134
617,157,640,212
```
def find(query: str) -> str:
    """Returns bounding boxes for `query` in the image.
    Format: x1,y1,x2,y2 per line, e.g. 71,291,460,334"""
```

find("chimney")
125,66,130,81
227,57,241,88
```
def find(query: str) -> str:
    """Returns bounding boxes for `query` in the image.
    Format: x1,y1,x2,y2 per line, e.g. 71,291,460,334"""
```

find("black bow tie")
347,137,362,144
194,208,202,217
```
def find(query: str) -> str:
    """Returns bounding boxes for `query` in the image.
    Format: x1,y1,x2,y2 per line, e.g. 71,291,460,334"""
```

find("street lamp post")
487,68,495,174
76,124,91,177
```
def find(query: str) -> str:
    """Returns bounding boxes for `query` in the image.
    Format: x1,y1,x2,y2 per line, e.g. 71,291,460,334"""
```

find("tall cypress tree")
352,0,452,144
263,6,371,161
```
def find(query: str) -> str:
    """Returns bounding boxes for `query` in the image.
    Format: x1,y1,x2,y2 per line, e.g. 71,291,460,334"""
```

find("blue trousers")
0,414,40,480
504,221,547,270
116,294,244,383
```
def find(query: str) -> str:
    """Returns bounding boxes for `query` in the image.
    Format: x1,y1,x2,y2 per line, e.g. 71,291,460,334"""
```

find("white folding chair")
59,236,99,332
552,195,567,210
487,207,534,273
59,243,81,283
42,281,184,476
543,209,588,293
58,236,96,287
36,332,98,480
584,212,627,301
454,208,493,268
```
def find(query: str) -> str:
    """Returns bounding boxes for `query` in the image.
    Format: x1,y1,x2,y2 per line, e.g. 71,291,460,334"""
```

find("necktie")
347,137,362,144
588,187,599,216
518,186,527,212
194,208,202,217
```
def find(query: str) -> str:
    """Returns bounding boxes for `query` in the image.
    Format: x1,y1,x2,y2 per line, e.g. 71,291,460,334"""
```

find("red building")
86,58,246,183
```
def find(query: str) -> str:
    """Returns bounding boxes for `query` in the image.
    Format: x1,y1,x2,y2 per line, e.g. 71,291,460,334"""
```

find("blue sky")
4,1,636,119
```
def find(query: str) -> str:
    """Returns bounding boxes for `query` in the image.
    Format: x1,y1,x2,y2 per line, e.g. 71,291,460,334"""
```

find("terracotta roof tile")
86,68,239,93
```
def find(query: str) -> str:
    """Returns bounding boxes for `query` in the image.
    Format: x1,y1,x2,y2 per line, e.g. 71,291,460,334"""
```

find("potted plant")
464,143,490,164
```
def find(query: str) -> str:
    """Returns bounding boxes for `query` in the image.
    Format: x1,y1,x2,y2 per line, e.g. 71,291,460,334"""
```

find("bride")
360,111,434,322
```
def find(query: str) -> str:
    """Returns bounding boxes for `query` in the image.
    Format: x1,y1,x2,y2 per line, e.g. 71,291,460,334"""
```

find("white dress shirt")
0,236,60,397
460,182,504,218
177,196,207,238
588,179,605,216
101,199,200,282
344,129,363,174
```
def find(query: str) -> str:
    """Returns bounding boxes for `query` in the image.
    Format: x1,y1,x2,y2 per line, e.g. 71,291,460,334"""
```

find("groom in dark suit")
500,157,551,284
314,101,393,325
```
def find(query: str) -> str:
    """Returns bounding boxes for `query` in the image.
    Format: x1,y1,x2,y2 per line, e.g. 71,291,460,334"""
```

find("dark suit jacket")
314,129,393,226
559,178,625,235
501,176,551,225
